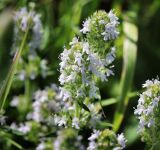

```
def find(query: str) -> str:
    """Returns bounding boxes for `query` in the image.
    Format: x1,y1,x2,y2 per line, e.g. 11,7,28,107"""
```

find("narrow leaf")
113,17,138,131
78,100,90,112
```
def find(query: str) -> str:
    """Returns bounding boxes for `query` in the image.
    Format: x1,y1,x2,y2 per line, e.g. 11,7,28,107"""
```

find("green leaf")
0,129,23,149
97,121,113,128
100,98,117,106
6,137,23,149
99,92,137,107
78,100,90,112
113,17,138,132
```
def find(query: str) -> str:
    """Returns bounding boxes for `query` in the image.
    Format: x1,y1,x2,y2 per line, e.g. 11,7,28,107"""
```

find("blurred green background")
0,0,160,149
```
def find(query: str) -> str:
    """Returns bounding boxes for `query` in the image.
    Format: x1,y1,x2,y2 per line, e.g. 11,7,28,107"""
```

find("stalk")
0,28,29,114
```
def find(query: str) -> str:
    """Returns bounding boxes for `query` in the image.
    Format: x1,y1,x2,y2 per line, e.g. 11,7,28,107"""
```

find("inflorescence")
134,78,160,148
55,10,120,129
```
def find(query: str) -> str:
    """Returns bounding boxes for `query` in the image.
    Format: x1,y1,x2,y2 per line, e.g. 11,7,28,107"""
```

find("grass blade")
113,18,138,131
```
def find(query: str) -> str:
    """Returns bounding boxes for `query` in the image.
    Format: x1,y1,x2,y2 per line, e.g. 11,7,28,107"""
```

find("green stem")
0,29,29,114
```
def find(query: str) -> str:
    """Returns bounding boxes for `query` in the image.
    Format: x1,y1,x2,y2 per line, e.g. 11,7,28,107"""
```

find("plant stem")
0,29,29,114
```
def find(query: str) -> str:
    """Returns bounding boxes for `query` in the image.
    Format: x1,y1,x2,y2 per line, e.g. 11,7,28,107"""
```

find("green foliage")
113,15,138,132
0,0,160,149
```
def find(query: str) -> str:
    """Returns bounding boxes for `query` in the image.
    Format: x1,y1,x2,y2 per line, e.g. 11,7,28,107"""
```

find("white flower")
135,78,160,145
108,10,119,22
72,117,80,129
58,88,72,101
139,116,146,129
87,141,97,150
89,82,100,99
135,79,160,134
19,123,31,134
31,104,42,122
54,115,68,127
14,7,29,31
36,141,45,150
134,104,145,115
146,105,154,116
143,89,152,97
70,37,79,45
10,96,19,107
29,13,43,50
99,20,106,24
11,123,31,134
88,52,107,82
18,70,26,80
56,10,119,128
102,22,119,41
147,119,154,128
60,48,71,62
154,79,160,85
105,47,116,65
54,139,61,150
101,10,119,41
142,80,153,88
66,72,77,83
138,94,145,104
117,133,127,148
57,117,67,127
88,130,100,141
152,98,159,107
80,18,91,34
87,130,100,150
83,42,90,54
54,115,61,125
34,90,48,102
75,51,83,66
29,88,53,122
14,7,43,50
59,72,67,85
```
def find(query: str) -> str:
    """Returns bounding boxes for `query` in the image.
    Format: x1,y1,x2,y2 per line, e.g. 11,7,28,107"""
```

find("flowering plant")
0,1,159,150
135,78,160,149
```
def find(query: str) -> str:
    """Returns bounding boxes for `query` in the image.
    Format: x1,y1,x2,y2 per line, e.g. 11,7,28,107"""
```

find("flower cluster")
134,78,160,147
56,10,119,129
9,83,126,150
10,122,31,134
87,129,127,150
9,85,90,150
0,4,132,150
11,7,52,83
25,85,60,123
13,55,50,81
53,129,85,150
13,7,43,51
81,10,119,54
